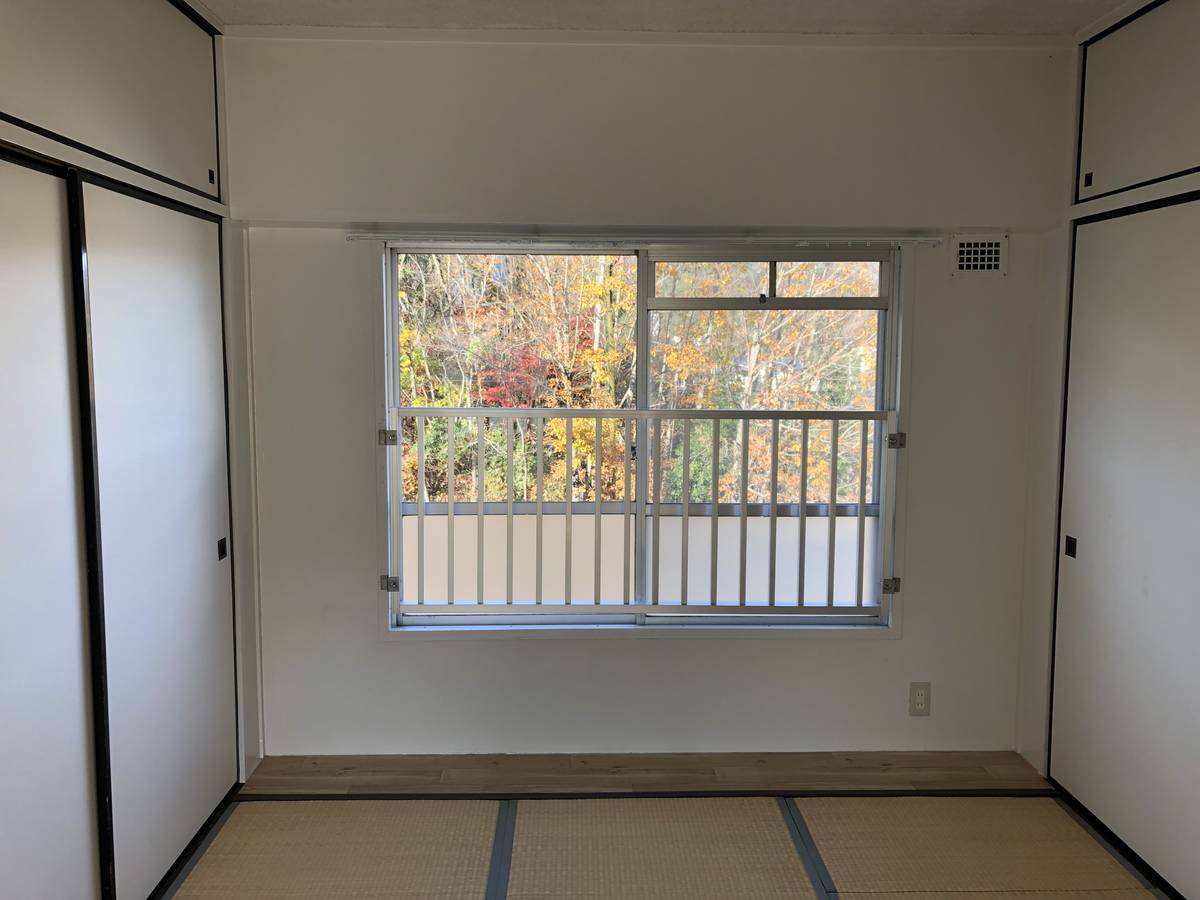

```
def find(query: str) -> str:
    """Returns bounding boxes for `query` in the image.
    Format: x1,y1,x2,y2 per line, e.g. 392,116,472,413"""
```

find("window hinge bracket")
378,428,399,446
882,577,902,595
380,575,399,592
886,432,907,450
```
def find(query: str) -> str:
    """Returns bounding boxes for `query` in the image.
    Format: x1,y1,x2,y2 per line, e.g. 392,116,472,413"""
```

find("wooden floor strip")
241,751,1050,797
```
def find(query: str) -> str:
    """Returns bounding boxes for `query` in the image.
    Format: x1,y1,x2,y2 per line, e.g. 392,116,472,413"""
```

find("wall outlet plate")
909,681,931,716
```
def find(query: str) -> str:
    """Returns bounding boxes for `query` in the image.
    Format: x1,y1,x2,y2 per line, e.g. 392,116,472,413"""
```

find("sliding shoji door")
84,184,236,899
1052,196,1200,898
0,159,100,898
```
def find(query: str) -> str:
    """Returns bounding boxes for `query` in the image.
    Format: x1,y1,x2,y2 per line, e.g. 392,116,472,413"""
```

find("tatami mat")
794,796,1149,896
174,800,497,898
848,893,1152,899
506,797,817,899
171,795,1157,899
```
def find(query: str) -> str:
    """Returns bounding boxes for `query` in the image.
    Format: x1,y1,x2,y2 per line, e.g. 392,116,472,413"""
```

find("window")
393,252,636,409
381,245,902,628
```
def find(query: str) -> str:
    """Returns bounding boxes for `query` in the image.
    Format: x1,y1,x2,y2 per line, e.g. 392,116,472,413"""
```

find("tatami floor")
164,754,1163,898
171,794,1159,898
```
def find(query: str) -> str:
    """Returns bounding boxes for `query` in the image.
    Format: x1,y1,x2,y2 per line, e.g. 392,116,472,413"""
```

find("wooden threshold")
240,751,1050,799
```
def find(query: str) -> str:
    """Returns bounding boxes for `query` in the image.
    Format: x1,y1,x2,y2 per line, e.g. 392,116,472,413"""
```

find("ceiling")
205,0,1127,36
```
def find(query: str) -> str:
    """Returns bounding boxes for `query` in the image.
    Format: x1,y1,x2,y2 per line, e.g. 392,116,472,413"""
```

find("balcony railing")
382,407,898,625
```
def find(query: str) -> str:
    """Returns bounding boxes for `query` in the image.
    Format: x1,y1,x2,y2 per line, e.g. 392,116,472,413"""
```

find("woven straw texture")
175,800,496,898
855,893,1150,899
507,797,817,899
796,797,1147,895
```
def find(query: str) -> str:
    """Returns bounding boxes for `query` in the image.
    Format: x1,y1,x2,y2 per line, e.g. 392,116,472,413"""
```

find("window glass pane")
402,414,634,504
654,261,768,298
776,261,880,297
395,253,636,408
648,308,878,410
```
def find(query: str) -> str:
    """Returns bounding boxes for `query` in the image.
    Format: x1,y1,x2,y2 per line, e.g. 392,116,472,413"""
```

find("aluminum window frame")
380,242,904,631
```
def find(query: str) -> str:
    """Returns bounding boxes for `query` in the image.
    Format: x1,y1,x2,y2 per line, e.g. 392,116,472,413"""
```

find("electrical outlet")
909,682,931,717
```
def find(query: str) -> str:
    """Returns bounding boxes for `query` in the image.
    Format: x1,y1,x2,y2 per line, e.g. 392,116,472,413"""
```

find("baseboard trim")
1049,777,1185,900
148,782,242,899
236,786,1057,802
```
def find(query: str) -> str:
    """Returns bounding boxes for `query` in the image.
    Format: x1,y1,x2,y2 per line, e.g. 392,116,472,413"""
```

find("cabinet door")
0,0,219,196
1077,0,1200,199
85,184,235,899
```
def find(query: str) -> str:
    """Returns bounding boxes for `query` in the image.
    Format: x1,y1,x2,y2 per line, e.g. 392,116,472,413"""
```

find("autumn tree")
395,254,878,509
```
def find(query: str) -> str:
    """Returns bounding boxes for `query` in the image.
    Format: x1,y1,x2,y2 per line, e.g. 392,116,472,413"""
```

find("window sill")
380,618,901,642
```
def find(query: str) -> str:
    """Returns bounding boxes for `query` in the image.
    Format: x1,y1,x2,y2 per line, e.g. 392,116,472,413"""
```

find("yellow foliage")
663,344,713,381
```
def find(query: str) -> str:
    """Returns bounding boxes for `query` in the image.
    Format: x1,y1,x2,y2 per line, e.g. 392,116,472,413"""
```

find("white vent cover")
950,233,1008,276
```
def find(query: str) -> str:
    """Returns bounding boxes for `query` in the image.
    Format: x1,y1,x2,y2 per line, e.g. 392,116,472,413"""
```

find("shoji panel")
1052,196,1200,897
0,0,218,196
0,161,99,898
84,184,235,898
1078,0,1200,199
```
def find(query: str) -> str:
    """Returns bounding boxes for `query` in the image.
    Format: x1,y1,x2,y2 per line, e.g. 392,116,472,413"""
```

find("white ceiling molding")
218,26,1076,48
1073,0,1155,41
207,0,1131,37
175,0,226,32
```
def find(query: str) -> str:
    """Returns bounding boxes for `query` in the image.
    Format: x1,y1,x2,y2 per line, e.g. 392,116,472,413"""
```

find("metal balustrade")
382,407,899,625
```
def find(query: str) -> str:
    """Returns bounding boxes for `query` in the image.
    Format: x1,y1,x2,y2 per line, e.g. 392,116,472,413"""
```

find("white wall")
224,36,1072,229
1014,226,1071,772
223,221,265,778
0,0,219,196
225,34,1075,754
246,228,1048,754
